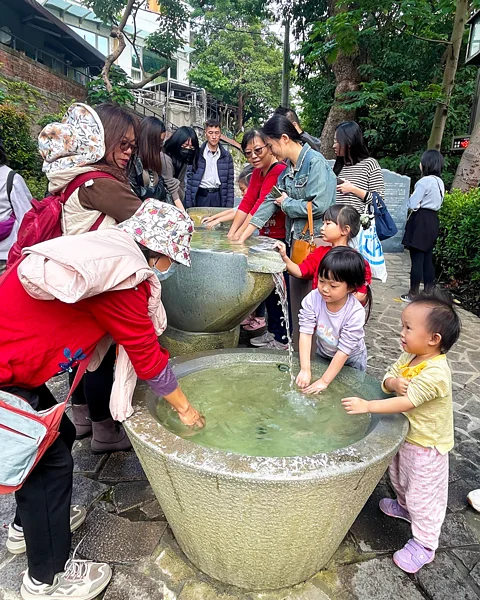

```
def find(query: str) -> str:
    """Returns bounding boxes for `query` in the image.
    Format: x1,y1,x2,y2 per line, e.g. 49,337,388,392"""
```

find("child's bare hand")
394,377,409,395
341,396,369,414
274,240,287,257
303,378,328,395
296,369,311,389
227,231,240,241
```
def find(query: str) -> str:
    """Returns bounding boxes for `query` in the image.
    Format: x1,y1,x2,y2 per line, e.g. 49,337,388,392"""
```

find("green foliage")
37,101,75,129
189,3,282,127
435,188,480,311
86,67,134,106
0,74,41,116
0,105,40,173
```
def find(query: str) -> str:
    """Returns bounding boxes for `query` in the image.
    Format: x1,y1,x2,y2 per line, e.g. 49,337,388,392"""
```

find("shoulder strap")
61,172,117,205
300,201,314,239
66,356,91,403
6,170,16,208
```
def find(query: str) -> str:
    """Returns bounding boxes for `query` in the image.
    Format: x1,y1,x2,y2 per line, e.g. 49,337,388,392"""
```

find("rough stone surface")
452,548,480,571
414,552,478,599
448,478,474,513
0,554,28,595
113,481,156,513
179,581,238,600
103,566,164,600
438,513,478,548
99,451,147,482
72,507,166,563
141,499,166,520
155,546,196,585
72,438,107,474
72,474,110,509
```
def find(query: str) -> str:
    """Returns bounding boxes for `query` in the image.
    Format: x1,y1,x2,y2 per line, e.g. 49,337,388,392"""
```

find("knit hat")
117,200,194,267
38,103,105,175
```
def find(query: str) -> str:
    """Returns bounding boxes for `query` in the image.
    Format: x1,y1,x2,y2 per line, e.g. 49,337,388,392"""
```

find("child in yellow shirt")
341,290,461,573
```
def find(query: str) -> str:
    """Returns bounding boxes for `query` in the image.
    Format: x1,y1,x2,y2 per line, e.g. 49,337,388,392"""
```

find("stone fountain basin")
125,349,408,590
160,208,285,333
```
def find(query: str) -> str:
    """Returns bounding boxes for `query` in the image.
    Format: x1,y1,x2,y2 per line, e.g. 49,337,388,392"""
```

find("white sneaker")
7,505,87,555
264,339,288,350
21,559,112,600
249,331,275,347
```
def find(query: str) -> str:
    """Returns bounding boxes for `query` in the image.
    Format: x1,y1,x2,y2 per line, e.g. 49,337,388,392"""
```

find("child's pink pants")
389,441,449,551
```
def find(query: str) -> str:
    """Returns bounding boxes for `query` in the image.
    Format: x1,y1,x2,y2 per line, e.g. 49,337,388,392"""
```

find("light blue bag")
351,219,388,282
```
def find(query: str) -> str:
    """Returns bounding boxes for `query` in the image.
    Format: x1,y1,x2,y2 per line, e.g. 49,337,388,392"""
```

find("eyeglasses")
244,144,268,159
119,140,137,153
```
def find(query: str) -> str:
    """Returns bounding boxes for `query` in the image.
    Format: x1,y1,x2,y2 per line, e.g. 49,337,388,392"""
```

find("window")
132,45,142,69
143,49,177,80
70,26,108,55
97,36,109,56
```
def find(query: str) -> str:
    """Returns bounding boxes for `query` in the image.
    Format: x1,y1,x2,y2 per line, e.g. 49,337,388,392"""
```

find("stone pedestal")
160,325,240,356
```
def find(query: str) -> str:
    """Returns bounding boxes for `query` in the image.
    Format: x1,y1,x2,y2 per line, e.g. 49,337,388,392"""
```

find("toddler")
297,246,368,394
342,290,461,573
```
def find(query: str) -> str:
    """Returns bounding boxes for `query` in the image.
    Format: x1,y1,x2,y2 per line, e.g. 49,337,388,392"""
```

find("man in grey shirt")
274,106,322,153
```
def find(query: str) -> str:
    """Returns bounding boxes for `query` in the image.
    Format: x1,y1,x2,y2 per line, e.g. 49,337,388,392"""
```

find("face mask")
179,148,195,164
153,262,177,281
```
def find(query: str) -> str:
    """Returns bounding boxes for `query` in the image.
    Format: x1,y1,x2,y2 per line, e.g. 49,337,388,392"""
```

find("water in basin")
154,361,371,457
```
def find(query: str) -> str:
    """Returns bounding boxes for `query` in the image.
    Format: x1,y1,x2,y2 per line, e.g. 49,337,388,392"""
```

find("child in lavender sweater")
297,247,368,394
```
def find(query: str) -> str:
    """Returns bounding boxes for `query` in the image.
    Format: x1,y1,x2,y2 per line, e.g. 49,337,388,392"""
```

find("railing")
0,33,93,86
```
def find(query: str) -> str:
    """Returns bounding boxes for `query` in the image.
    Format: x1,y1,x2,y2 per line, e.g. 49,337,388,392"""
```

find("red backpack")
7,171,115,267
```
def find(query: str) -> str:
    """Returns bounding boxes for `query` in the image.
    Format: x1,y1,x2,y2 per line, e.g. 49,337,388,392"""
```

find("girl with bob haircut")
401,149,445,303
296,246,369,395
333,121,385,217
162,126,200,209
130,116,168,201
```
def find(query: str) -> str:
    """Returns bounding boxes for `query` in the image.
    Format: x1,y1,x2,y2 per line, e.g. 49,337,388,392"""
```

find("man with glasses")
186,119,234,208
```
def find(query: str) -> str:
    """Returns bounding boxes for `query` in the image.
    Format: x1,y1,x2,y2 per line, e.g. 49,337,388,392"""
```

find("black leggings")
2,384,76,584
409,247,435,295
69,345,117,422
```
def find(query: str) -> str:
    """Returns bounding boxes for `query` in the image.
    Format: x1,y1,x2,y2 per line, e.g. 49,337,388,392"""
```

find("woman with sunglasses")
37,102,146,454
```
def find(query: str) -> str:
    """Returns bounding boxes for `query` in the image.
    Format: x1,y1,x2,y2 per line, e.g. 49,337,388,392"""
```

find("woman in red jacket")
0,201,204,600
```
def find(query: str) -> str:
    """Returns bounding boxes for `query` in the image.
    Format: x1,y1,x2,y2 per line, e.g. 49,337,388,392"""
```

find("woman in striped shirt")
333,122,385,215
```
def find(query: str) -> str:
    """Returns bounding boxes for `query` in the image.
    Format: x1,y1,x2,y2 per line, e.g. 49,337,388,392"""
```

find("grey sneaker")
400,294,412,303
21,559,111,600
264,339,288,350
249,331,275,347
7,505,86,555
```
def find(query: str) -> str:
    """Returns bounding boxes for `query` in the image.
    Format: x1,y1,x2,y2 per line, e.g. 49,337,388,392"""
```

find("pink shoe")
241,315,254,326
379,498,411,523
243,317,266,331
393,539,435,573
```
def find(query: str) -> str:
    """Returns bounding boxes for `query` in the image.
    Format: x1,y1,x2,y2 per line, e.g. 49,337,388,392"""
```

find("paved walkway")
2,252,480,599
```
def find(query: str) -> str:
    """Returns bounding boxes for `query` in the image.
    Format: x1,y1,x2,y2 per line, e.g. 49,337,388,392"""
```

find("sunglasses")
119,140,138,153
244,144,268,159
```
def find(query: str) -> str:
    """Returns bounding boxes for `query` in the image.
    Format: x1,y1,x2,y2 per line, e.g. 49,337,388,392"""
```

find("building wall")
0,46,87,104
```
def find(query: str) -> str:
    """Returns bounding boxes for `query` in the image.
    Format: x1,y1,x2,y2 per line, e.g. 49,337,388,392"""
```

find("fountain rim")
125,349,408,482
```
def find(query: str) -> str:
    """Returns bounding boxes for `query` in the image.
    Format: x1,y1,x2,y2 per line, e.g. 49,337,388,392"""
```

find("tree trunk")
319,49,361,158
452,119,480,190
237,91,244,131
427,0,468,150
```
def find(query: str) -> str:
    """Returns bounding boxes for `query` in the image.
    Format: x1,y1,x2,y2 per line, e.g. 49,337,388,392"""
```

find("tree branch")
393,24,452,46
101,32,126,93
125,65,168,88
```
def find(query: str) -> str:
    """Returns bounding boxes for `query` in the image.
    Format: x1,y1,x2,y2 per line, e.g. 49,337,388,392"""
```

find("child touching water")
342,290,461,573
275,204,372,308
297,247,368,394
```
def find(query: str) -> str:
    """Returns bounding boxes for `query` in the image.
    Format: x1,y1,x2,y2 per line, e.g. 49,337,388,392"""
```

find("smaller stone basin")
159,208,285,354
125,349,408,590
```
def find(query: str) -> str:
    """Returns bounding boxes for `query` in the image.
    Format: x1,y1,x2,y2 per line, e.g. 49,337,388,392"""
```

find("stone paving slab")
113,481,156,513
99,451,147,482
103,565,164,600
72,474,110,509
414,551,479,599
72,507,167,563
72,438,108,474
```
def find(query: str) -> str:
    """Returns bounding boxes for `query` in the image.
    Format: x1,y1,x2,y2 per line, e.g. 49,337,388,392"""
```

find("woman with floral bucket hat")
37,101,146,452
0,199,204,600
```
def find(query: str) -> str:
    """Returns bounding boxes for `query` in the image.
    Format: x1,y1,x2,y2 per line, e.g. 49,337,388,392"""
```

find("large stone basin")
160,208,285,354
125,349,408,590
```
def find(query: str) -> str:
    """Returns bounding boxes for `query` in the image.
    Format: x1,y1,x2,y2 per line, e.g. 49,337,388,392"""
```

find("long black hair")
138,116,166,174
333,121,370,175
163,126,200,172
420,149,444,178
318,246,372,321
261,115,303,144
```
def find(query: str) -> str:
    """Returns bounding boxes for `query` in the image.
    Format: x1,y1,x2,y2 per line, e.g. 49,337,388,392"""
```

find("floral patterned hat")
38,103,105,175
117,200,195,267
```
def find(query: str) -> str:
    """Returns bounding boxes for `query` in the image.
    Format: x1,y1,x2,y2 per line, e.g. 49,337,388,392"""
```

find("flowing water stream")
272,272,295,388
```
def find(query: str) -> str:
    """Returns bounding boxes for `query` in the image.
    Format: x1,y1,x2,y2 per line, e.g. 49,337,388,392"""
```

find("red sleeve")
88,281,169,379
299,246,330,279
249,163,287,215
237,169,262,213
357,259,372,294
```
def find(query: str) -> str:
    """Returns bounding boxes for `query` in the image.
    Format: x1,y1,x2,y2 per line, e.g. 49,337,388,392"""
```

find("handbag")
371,191,397,241
291,201,316,264
0,356,90,494
0,170,16,242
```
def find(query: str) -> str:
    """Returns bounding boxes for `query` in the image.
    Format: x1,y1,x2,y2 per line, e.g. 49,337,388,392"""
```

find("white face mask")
153,262,177,281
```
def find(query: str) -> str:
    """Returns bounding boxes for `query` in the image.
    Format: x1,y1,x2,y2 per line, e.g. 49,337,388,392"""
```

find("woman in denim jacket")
235,114,336,346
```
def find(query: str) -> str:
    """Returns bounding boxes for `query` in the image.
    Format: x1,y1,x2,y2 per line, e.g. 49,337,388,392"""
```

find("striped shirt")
336,157,385,215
